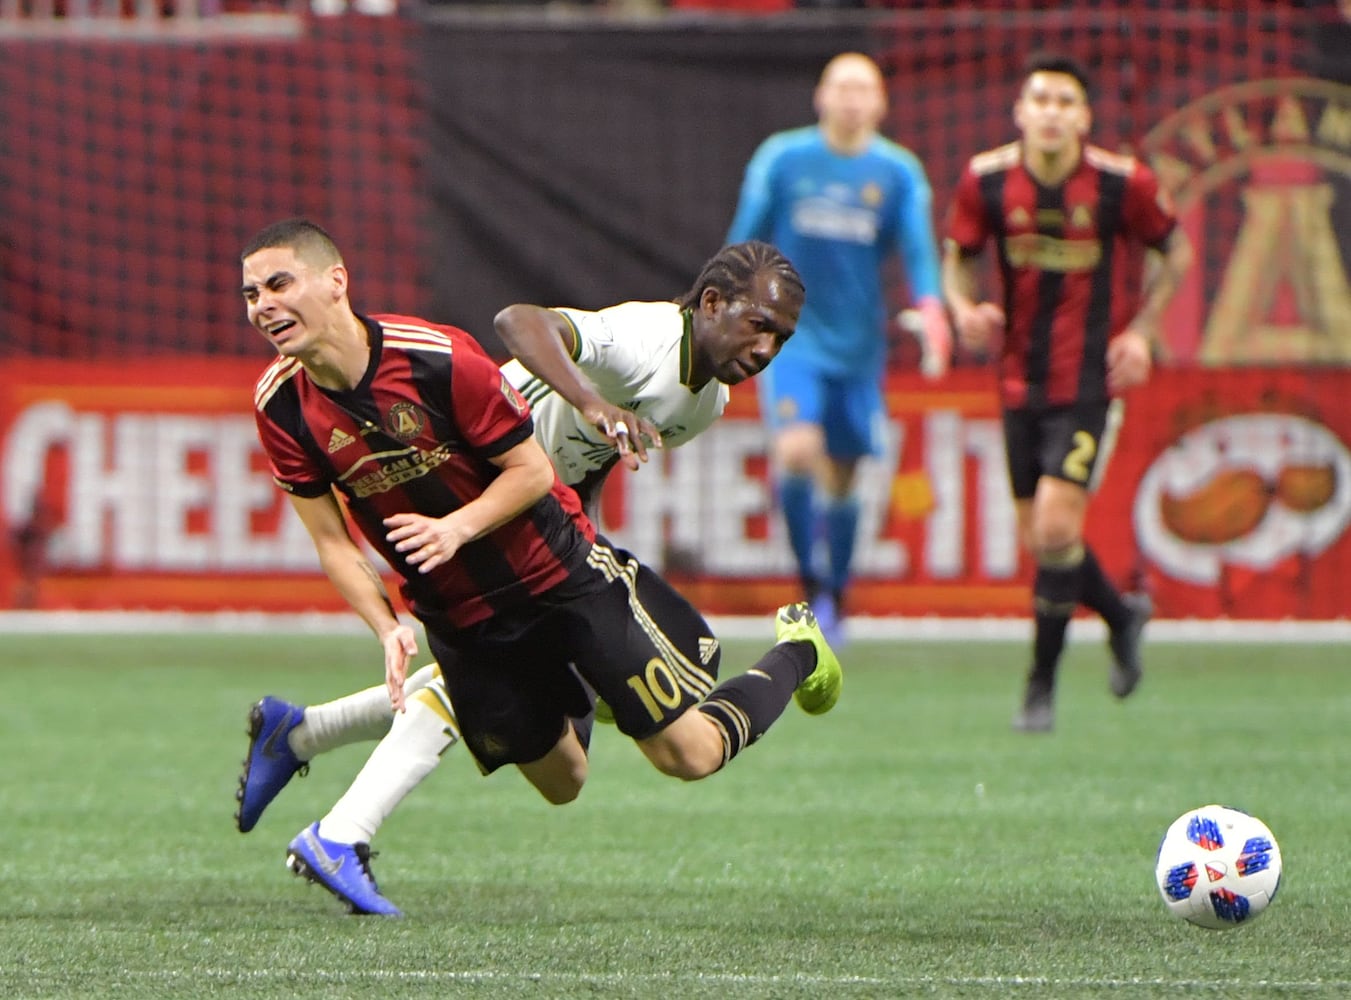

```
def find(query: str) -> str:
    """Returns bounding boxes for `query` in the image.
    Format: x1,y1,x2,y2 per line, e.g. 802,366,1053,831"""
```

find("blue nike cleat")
235,696,308,833
285,822,403,917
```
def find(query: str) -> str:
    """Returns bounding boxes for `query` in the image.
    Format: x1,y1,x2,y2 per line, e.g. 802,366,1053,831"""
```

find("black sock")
697,642,815,768
1078,546,1130,631
1031,610,1071,687
1029,556,1080,687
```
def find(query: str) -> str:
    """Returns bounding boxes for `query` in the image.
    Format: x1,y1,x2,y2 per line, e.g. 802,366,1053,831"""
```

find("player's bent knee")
773,425,825,475
1029,505,1086,555
637,713,724,781
1033,523,1084,558
523,764,586,805
518,728,589,804
537,780,584,806
645,749,717,782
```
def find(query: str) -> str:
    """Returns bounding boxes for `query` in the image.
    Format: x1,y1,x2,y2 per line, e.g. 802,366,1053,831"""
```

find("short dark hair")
240,217,343,266
677,241,805,312
1022,51,1093,102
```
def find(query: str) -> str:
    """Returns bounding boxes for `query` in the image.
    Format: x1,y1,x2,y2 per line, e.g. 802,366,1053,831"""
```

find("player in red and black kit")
941,53,1192,732
243,218,842,914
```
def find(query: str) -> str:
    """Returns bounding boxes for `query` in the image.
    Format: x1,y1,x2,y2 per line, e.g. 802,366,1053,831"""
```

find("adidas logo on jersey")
698,637,719,666
327,427,356,454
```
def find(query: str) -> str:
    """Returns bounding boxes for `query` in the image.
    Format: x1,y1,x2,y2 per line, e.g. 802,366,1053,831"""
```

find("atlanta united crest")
386,401,426,441
1140,77,1351,364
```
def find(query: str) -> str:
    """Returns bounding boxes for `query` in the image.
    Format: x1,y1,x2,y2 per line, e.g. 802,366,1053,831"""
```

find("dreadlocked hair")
677,241,804,312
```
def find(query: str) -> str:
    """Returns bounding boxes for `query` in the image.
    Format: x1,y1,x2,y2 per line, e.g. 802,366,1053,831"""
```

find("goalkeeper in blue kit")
726,51,950,645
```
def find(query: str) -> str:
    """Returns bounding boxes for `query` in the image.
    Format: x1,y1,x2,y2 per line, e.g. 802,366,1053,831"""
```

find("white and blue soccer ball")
1155,804,1282,929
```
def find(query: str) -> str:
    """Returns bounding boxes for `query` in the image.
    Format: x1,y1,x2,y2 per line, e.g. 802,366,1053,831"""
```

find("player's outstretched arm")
494,303,660,469
494,304,599,409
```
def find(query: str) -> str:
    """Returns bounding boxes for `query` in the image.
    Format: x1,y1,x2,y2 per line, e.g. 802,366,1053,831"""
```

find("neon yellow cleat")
775,602,843,715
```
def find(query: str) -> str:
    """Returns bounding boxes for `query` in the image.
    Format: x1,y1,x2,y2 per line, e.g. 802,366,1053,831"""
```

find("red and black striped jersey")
254,313,595,628
946,142,1176,409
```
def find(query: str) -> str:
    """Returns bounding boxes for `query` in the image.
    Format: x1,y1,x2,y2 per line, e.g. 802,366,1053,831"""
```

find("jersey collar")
314,314,382,400
352,315,383,393
679,308,702,393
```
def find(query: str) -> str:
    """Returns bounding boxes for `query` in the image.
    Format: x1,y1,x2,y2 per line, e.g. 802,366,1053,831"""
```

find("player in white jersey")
235,241,805,913
503,299,728,512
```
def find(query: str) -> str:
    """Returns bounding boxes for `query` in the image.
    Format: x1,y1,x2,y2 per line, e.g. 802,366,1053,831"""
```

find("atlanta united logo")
1139,78,1351,365
386,401,426,441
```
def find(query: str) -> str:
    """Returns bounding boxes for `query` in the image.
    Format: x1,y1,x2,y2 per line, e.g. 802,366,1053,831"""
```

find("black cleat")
1108,593,1152,699
1012,677,1054,733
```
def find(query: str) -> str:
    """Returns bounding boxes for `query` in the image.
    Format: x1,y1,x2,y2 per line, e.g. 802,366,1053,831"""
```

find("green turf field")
2,632,1347,998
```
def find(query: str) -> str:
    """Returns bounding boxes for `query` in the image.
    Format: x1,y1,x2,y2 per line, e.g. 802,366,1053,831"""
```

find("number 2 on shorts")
1062,429,1097,483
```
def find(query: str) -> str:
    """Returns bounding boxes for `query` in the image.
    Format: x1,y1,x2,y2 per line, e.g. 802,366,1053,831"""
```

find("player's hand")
1107,328,1152,392
384,512,473,575
952,301,1004,354
909,296,953,380
582,402,662,471
382,624,419,713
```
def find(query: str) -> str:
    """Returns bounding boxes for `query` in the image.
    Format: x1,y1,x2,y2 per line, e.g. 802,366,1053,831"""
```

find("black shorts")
1002,400,1122,500
421,537,723,774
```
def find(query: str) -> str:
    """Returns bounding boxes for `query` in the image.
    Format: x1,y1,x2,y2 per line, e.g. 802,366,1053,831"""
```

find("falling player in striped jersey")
942,53,1192,732
240,222,839,915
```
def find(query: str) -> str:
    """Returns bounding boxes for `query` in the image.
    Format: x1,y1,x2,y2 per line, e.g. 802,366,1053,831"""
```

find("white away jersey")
500,300,729,486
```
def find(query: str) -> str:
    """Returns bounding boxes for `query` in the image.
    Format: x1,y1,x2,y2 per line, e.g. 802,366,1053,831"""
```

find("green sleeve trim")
679,308,694,387
554,309,583,361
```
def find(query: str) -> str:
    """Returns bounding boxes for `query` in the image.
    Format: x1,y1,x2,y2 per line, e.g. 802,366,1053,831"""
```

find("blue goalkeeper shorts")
757,355,884,460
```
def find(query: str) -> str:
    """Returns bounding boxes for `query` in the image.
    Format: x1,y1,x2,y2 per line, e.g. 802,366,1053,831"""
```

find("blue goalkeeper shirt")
727,125,941,378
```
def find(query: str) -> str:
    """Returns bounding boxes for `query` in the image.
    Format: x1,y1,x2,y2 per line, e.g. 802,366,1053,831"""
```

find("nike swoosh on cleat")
302,829,344,877
260,708,297,760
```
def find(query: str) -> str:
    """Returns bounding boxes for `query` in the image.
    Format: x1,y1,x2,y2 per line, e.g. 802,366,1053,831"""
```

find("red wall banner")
1085,369,1351,621
3,361,1349,619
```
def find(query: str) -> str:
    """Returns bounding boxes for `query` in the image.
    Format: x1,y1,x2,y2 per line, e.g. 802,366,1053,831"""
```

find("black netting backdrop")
413,12,874,348
0,2,1345,359
875,2,1306,208
0,18,427,358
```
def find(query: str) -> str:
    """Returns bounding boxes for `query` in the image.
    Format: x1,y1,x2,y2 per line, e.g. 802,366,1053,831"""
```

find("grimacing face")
1015,70,1091,157
240,245,344,357
699,272,801,386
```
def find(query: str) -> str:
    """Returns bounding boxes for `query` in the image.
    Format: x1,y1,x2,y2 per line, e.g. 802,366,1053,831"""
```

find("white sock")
288,663,439,761
316,688,460,844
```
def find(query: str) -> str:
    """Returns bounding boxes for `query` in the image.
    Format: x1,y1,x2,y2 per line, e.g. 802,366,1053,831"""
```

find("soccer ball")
1154,804,1282,929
